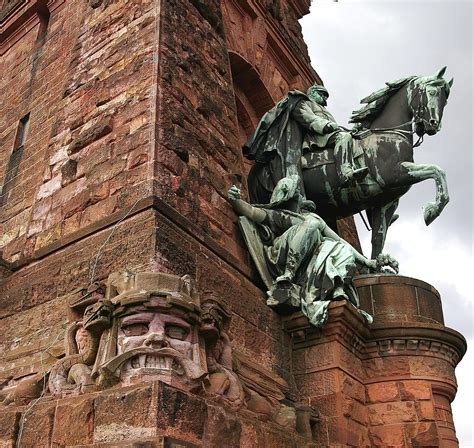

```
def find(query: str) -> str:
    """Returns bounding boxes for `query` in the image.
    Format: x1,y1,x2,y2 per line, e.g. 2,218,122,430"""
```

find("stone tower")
0,1,465,447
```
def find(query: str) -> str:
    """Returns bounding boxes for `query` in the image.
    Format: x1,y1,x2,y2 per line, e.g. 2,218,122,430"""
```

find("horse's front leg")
400,162,449,225
369,199,399,259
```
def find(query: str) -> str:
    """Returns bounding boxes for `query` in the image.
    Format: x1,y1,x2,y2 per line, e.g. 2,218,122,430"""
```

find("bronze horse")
248,68,453,258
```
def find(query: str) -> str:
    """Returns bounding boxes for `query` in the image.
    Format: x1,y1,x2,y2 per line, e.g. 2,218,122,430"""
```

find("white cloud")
360,219,473,300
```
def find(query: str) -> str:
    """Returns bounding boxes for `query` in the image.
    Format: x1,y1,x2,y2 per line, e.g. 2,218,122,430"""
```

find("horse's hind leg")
369,199,399,259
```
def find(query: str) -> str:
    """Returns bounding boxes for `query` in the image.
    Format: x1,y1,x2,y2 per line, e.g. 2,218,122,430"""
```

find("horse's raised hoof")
423,202,438,226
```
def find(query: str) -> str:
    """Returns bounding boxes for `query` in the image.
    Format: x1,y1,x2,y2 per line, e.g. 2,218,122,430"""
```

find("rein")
361,125,424,148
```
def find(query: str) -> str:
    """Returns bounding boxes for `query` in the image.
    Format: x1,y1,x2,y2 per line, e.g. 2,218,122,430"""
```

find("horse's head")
409,67,454,136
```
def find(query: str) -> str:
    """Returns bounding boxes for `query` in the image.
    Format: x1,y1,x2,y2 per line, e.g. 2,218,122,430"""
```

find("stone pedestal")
284,275,466,447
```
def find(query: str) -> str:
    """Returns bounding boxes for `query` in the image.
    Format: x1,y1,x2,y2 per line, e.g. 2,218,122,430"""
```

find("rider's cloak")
243,91,338,203
243,91,308,203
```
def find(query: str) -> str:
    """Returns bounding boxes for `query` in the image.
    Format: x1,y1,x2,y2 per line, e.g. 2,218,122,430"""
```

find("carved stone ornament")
92,271,206,393
4,271,299,432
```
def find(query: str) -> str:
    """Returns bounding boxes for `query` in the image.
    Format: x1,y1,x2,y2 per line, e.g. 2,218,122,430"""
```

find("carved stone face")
118,312,193,370
113,308,205,389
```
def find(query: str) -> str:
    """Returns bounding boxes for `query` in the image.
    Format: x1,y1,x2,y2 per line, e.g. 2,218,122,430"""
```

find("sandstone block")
54,177,87,206
0,409,21,448
405,422,440,446
34,223,62,251
368,401,417,426
94,385,156,443
343,397,368,426
80,196,118,228
239,418,266,448
367,382,399,404
156,383,207,443
68,121,112,155
37,175,62,200
415,401,436,421
17,401,56,447
369,424,406,447
52,396,94,446
202,404,241,448
342,376,366,403
398,380,433,401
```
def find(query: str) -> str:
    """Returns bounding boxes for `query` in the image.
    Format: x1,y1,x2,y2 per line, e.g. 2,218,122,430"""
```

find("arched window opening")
228,52,274,174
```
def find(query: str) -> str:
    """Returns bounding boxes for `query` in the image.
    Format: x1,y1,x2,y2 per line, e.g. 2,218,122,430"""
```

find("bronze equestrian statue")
245,67,453,258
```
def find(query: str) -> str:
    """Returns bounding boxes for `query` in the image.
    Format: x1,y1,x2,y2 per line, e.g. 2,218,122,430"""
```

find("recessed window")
13,113,30,151
0,114,30,206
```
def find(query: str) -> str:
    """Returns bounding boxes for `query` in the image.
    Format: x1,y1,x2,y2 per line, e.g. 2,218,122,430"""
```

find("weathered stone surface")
367,382,399,404
52,396,94,446
68,121,113,155
0,0,465,447
202,405,241,448
0,409,20,448
405,422,440,447
369,424,406,447
156,384,207,443
398,380,432,401
94,385,156,443
415,401,436,421
369,401,418,426
17,402,56,447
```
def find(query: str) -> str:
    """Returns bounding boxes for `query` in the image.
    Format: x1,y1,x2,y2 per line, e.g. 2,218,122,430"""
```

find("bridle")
408,83,432,147
364,81,439,148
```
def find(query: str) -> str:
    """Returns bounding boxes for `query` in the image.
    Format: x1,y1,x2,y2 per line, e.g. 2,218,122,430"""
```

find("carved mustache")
100,347,207,381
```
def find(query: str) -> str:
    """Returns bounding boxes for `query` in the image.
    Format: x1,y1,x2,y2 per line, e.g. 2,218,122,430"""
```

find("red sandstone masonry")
2,2,462,447
0,382,311,448
0,206,293,395
1,1,85,262
284,277,466,447
1,0,359,268
1,0,157,263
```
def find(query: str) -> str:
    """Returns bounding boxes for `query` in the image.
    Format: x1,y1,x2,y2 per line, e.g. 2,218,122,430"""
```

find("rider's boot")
339,163,354,186
339,164,369,186
353,166,369,182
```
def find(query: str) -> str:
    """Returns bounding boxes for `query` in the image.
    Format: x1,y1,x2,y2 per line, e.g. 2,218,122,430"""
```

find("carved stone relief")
1,270,299,432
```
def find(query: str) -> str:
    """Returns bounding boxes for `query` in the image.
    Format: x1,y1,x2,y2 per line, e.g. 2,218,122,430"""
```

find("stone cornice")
0,0,26,22
354,274,441,298
2,195,255,285
284,302,370,357
284,301,467,368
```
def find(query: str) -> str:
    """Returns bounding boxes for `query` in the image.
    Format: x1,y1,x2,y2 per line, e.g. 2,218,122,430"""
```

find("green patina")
244,67,452,259
227,177,398,327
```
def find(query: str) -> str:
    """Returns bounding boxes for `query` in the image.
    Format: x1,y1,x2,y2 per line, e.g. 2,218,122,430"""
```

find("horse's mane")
350,76,417,127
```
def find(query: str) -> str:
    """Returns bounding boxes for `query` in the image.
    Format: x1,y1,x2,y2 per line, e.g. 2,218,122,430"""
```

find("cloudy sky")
301,1,473,445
